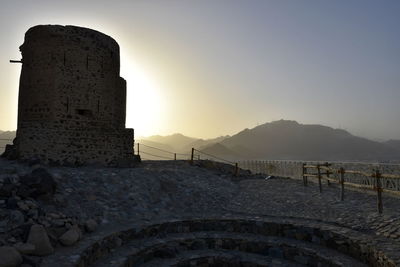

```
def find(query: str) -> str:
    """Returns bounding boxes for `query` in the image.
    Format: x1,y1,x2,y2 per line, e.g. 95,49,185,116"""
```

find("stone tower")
14,25,134,166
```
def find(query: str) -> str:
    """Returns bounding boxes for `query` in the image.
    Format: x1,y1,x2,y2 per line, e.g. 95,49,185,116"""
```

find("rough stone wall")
15,25,134,165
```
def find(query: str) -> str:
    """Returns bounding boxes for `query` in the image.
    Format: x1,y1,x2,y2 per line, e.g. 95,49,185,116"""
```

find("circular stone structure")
14,25,134,166
50,216,399,267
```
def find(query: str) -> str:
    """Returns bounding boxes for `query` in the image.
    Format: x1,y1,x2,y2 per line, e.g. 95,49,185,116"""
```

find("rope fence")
135,143,192,161
190,148,239,176
192,148,235,165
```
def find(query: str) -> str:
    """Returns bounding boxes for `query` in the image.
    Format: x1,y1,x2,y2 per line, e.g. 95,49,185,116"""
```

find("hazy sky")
0,0,399,140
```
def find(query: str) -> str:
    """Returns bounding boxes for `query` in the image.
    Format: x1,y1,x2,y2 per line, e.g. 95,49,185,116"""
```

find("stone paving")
226,176,400,240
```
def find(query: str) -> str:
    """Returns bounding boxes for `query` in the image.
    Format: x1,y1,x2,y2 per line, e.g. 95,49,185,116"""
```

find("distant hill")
139,121,400,161
136,139,175,153
0,130,16,153
183,135,230,152
198,143,239,161
142,133,198,152
385,140,400,152
139,134,230,154
217,120,399,161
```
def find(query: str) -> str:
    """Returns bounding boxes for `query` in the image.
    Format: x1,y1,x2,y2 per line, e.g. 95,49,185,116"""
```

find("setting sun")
121,55,166,137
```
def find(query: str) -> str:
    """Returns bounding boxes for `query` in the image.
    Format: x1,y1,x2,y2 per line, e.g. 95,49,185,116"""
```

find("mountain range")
2,120,400,162
140,120,400,162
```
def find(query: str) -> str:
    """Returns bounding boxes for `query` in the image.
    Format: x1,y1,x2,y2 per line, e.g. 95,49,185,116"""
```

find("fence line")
192,148,236,165
135,142,192,161
301,164,400,213
190,148,239,176
237,159,400,214
139,151,174,160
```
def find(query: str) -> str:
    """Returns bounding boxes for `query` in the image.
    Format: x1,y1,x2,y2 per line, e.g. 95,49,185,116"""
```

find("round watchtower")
15,25,134,166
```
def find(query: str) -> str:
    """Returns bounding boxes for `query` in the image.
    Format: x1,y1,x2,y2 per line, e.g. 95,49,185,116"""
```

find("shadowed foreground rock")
0,246,23,267
26,224,54,256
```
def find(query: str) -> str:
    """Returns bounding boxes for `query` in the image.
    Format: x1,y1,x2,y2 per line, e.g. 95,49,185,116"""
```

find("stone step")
95,231,366,267
43,216,399,266
139,249,304,267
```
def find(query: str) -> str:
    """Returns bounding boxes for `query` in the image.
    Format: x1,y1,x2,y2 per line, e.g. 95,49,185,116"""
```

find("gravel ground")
50,159,400,241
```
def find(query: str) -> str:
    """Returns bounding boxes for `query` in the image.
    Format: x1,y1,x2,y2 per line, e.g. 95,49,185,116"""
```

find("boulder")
0,246,23,267
84,219,98,233
59,228,80,246
14,242,35,255
19,168,56,200
26,224,54,256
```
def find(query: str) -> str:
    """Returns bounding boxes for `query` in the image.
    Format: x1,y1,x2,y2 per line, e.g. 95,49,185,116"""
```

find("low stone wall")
239,160,400,191
72,216,399,266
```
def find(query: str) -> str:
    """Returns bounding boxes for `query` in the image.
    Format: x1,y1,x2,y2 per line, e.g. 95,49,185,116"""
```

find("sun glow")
121,56,166,137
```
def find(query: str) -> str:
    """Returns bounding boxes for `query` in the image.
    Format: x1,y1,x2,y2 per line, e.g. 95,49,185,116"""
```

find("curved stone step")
43,216,400,266
139,249,304,267
95,231,366,267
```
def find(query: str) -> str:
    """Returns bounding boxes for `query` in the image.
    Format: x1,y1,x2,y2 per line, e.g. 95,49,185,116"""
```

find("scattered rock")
19,168,56,200
17,201,29,212
59,228,80,246
8,210,25,228
0,246,23,267
20,255,42,267
14,242,35,255
47,227,67,239
26,209,38,220
26,224,54,256
84,219,97,233
0,183,16,198
6,197,18,209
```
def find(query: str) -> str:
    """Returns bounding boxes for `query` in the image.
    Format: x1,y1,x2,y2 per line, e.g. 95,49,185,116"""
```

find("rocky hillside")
0,131,15,154
213,120,399,161
385,140,400,152
139,133,230,155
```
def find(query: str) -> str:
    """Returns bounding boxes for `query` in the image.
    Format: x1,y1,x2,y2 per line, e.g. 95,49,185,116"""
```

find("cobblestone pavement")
226,176,400,241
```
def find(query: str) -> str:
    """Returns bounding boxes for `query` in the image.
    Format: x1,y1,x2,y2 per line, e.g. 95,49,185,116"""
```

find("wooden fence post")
137,143,140,156
190,148,194,165
339,167,345,201
376,170,383,214
325,162,330,186
174,153,176,161
302,163,307,186
264,161,267,175
234,163,239,176
317,164,322,193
